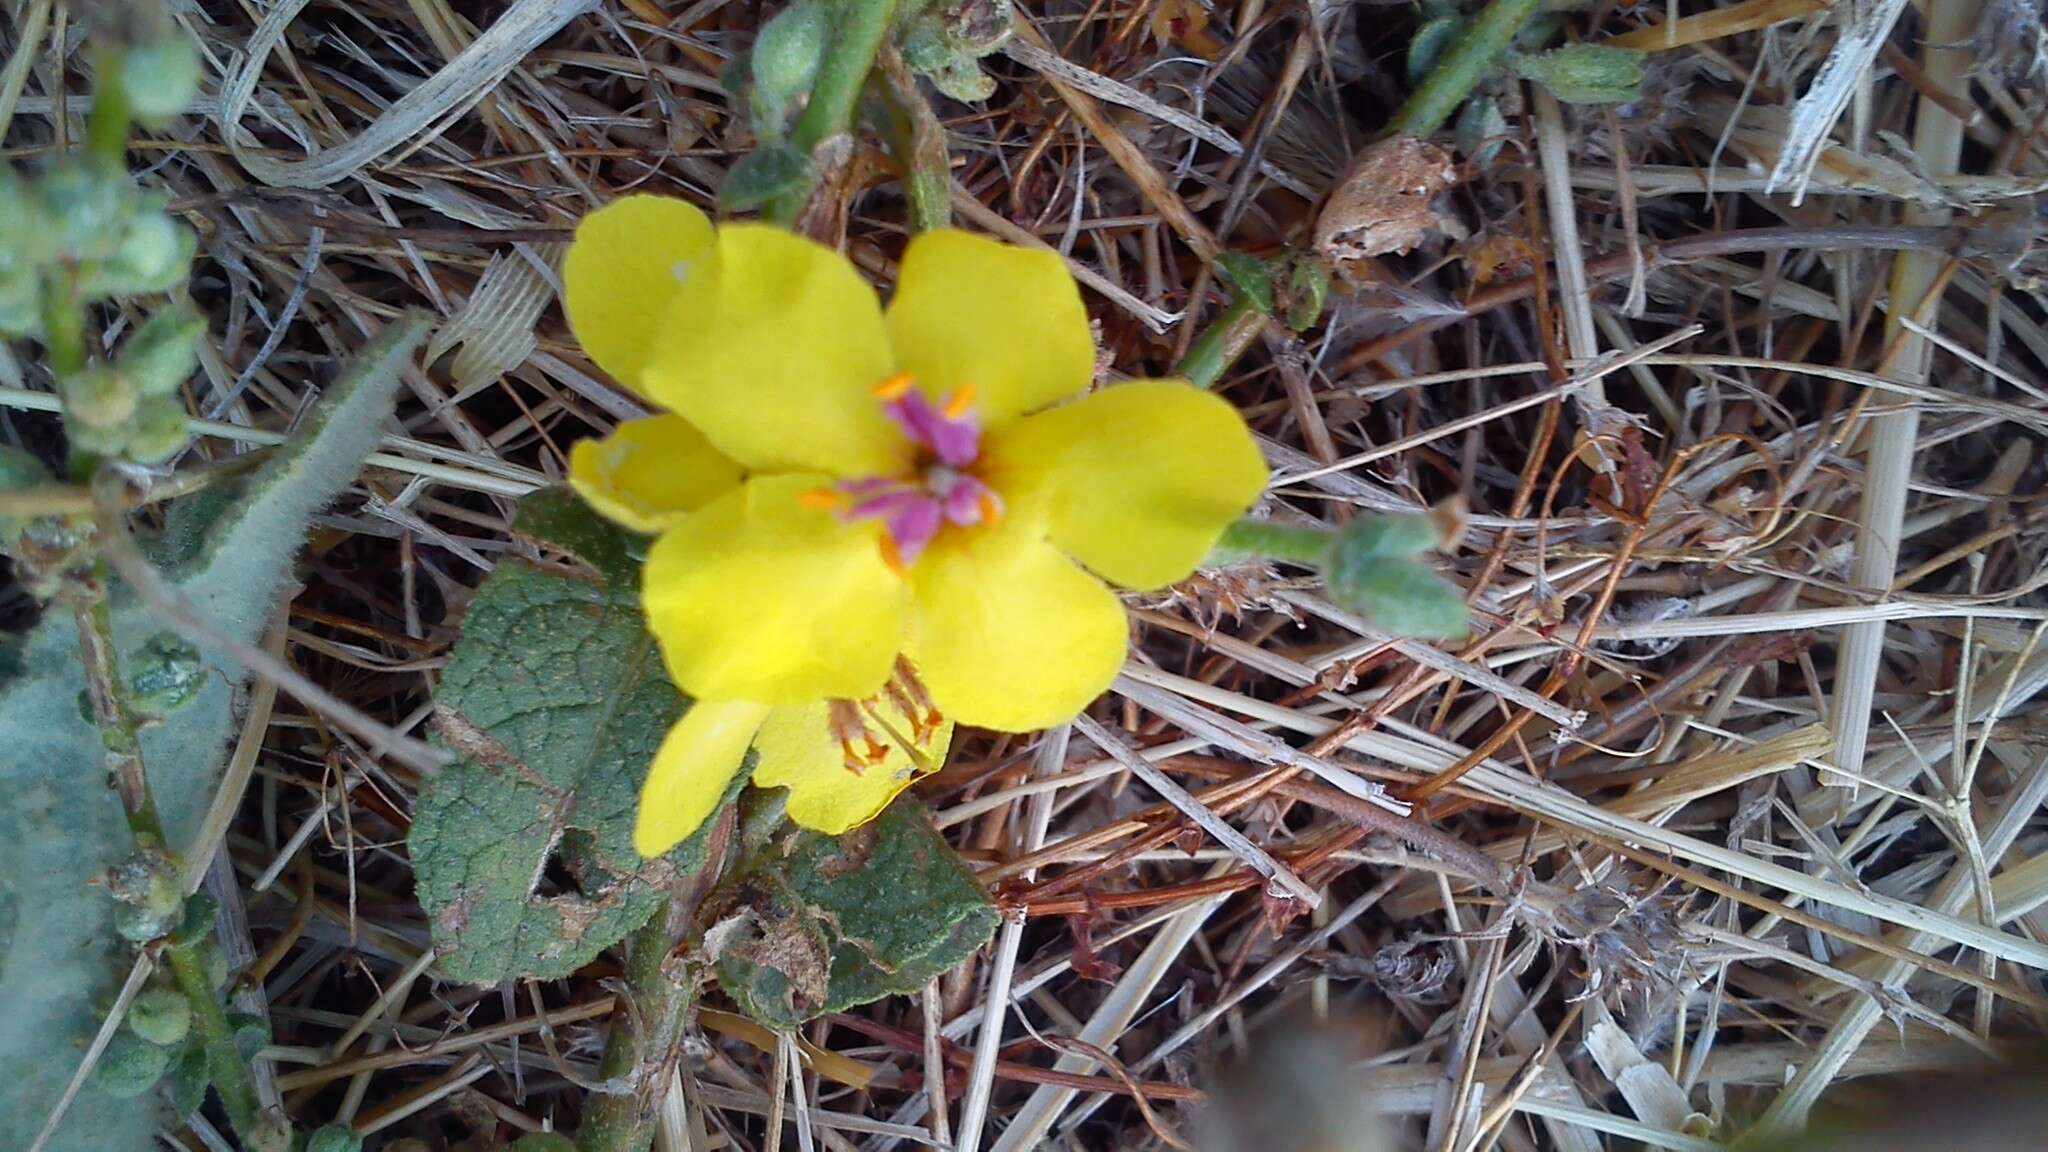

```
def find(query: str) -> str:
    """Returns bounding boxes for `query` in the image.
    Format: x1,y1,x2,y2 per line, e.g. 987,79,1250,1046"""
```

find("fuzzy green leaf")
409,490,736,986
0,315,427,1152
720,144,813,214
1514,44,1645,106
706,802,998,1029
1323,555,1469,641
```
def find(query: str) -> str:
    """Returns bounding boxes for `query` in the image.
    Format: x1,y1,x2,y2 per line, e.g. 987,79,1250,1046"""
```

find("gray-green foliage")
409,491,736,986
897,0,1012,102
1322,514,1469,640
0,315,428,1152
1513,43,1645,105
705,802,998,1028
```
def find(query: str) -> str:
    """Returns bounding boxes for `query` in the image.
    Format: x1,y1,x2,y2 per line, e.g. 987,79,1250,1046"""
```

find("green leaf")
409,491,740,986
91,1032,170,1099
1514,44,1645,106
165,1040,209,1119
1330,513,1440,563
0,315,427,1152
1406,15,1465,86
752,0,829,133
1213,252,1276,317
1282,257,1329,333
706,801,998,1028
720,144,813,214
1324,555,1469,641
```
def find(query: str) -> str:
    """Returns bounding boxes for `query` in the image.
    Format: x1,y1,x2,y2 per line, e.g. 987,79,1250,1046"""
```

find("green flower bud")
304,1126,366,1152
93,1031,172,1098
107,848,182,941
61,366,139,431
127,987,192,1046
229,1012,271,1060
95,211,196,296
207,945,230,991
125,395,192,464
751,0,827,132
118,28,203,121
66,418,132,459
1514,45,1646,106
128,632,205,715
38,161,128,264
118,306,204,397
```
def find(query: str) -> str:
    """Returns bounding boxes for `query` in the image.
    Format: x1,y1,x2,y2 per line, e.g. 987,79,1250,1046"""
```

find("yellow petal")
635,699,770,856
567,414,745,534
644,224,903,476
564,195,717,394
885,229,1095,424
904,521,1127,732
751,700,954,834
985,380,1268,590
642,473,909,704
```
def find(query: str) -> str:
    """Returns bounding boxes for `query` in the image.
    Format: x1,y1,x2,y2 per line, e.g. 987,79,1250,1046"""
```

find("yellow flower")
561,196,1268,855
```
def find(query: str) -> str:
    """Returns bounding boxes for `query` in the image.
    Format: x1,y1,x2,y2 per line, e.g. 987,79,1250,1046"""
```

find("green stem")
577,904,697,1152
86,66,133,169
1173,293,1269,390
166,932,269,1141
764,0,900,224
1212,518,1335,566
1386,0,1543,138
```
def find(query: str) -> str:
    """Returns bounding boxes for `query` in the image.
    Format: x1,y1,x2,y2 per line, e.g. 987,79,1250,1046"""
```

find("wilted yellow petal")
645,224,904,476
642,473,909,704
567,414,744,533
563,195,717,394
751,699,953,834
884,229,1095,424
904,520,1126,731
634,699,770,857
986,380,1267,590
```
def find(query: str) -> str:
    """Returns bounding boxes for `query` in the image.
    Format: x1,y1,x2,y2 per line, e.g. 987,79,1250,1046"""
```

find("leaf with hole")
409,490,740,985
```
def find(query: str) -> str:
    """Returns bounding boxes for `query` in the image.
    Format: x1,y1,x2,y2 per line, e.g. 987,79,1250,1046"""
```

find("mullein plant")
0,5,419,1150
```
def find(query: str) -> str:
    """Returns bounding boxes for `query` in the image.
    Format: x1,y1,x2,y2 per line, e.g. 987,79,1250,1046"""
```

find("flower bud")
118,27,203,121
1514,45,1646,106
96,210,196,296
125,395,192,464
39,161,128,264
128,632,205,715
107,847,182,941
93,1032,172,1098
62,366,138,431
118,306,204,397
305,1126,366,1152
127,987,193,1046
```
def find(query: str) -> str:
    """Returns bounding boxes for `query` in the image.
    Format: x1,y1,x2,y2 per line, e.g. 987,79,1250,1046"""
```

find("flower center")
828,373,1004,570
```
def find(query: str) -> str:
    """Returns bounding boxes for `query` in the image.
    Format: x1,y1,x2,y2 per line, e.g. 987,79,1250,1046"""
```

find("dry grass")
7,0,2048,1148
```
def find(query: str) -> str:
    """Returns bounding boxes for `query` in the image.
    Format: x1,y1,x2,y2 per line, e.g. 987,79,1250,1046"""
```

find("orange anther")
872,372,916,400
976,491,1003,526
943,385,978,420
840,739,869,773
799,488,844,511
878,535,908,576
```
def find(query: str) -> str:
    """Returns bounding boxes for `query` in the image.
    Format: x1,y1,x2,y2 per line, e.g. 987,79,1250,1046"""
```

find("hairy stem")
577,816,731,1152
1212,518,1334,566
765,0,901,225
71,576,168,848
1386,0,1543,138
1174,293,1269,389
877,49,952,232
86,63,132,169
165,932,270,1141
